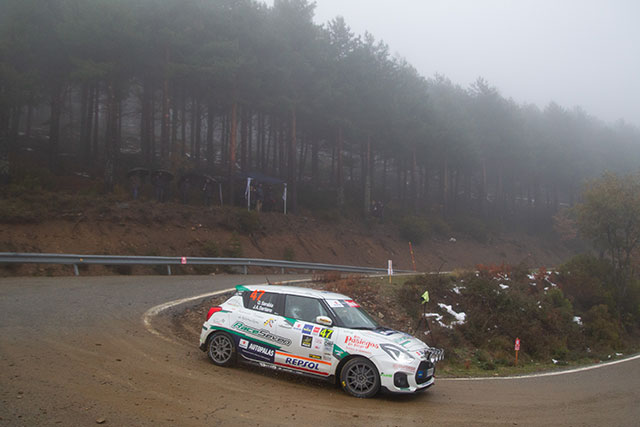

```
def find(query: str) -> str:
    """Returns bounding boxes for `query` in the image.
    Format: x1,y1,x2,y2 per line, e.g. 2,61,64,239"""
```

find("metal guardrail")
0,252,412,276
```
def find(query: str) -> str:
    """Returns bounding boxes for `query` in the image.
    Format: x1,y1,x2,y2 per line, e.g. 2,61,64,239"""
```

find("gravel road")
1,275,639,426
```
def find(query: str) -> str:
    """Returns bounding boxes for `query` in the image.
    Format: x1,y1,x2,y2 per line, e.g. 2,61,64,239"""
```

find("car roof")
238,284,350,300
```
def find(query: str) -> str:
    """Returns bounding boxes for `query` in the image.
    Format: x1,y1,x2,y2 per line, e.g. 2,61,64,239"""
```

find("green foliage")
557,254,614,312
397,215,449,244
237,210,262,234
450,216,489,243
283,246,295,261
583,304,621,350
223,233,243,258
574,172,640,273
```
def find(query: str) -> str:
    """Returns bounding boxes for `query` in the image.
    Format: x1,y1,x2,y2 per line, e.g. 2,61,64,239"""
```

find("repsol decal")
232,321,292,346
274,352,330,376
283,357,319,371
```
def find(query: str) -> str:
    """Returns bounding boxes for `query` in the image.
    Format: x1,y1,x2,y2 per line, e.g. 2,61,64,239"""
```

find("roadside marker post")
388,260,393,283
515,337,521,366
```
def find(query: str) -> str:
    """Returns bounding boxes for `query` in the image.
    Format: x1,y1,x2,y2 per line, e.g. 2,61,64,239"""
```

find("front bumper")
376,358,437,393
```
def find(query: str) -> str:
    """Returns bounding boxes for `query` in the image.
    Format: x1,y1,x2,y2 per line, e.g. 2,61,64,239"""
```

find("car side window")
242,291,282,315
284,295,330,323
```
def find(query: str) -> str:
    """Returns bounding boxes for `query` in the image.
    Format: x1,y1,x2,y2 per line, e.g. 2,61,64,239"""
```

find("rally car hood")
348,327,444,361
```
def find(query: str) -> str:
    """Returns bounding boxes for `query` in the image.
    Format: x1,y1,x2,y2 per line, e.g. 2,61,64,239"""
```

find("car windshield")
325,299,379,329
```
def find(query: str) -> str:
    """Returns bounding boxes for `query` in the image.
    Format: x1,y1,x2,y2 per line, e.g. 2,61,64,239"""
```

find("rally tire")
340,357,380,398
207,332,236,367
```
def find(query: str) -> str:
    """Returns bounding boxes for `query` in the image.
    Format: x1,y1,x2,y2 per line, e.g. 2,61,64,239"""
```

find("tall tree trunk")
288,106,297,213
82,84,95,163
336,127,344,207
25,103,33,137
180,91,187,159
410,146,418,213
49,84,63,172
363,136,371,216
240,106,247,171
227,99,238,204
160,45,170,161
311,138,319,189
104,81,118,193
194,100,201,167
92,84,100,165
170,89,178,161
206,103,215,170
381,155,387,200
298,135,307,182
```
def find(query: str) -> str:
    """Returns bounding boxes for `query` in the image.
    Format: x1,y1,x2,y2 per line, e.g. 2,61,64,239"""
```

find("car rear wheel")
207,332,236,367
340,357,380,398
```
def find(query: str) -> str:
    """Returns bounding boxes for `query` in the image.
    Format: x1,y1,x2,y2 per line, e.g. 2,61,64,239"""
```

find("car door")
232,290,290,365
274,294,336,377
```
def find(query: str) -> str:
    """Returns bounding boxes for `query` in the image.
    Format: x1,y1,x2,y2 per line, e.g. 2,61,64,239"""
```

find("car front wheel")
340,357,380,398
207,332,236,367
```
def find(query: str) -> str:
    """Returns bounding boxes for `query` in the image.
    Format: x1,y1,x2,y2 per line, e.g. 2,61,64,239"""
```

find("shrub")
583,304,621,350
223,233,243,258
398,216,430,244
194,240,220,275
451,215,489,243
237,210,262,234
557,254,615,312
283,246,295,261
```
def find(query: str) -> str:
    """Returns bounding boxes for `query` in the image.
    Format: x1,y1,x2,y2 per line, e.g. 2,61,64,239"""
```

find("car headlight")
380,344,415,363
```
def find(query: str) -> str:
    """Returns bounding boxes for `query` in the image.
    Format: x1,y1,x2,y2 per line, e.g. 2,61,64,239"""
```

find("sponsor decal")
252,299,274,313
326,300,344,308
309,354,322,360
312,337,323,351
274,352,330,376
312,326,321,335
239,339,249,349
211,317,226,326
284,357,319,370
301,335,313,348
392,363,417,374
344,336,380,351
293,322,303,331
380,373,392,378
302,324,313,335
324,339,333,351
332,344,348,360
232,321,292,346
345,300,360,308
263,318,275,328
392,334,414,345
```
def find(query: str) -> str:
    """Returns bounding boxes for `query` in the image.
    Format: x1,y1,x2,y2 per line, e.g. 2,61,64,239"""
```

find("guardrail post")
167,265,172,275
73,264,79,276
243,265,247,275
281,267,284,274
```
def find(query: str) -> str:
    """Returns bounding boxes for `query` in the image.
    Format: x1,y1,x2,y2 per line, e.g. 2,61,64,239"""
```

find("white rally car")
199,284,444,398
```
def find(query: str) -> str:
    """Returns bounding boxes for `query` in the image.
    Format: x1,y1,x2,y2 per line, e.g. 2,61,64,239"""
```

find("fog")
267,0,639,127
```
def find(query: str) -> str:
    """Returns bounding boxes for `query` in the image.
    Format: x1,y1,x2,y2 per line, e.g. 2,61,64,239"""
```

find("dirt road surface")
1,275,639,426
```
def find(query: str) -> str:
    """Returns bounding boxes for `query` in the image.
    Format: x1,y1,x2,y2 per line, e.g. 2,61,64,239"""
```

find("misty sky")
265,0,640,127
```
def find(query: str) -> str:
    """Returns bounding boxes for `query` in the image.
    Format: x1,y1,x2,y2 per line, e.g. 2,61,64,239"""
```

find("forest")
1,0,639,228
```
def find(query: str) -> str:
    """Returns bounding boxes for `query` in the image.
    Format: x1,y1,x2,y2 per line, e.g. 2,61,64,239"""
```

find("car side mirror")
316,316,333,327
